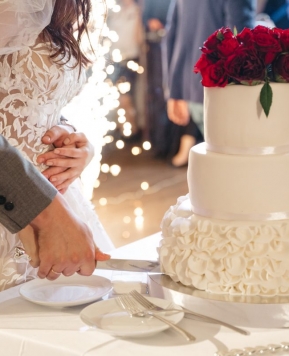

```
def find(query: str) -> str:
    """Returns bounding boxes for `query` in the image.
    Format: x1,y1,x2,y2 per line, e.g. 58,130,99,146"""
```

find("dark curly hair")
42,0,105,68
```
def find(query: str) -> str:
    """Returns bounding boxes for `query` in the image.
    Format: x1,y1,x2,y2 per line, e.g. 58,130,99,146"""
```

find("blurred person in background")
162,0,256,167
257,0,289,28
140,0,173,158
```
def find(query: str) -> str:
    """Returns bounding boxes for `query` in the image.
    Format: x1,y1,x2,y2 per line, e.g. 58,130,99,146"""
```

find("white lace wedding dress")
0,39,114,291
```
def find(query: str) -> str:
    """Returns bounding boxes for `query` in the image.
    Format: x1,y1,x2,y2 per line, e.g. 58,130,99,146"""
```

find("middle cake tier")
188,143,289,220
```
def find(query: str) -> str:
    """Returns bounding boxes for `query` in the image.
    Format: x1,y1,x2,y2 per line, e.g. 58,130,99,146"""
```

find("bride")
0,0,114,291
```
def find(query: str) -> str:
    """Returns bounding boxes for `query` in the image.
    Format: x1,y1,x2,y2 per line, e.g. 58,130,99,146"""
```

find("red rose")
224,47,265,83
201,27,235,59
199,60,229,87
273,53,289,82
201,30,220,55
236,28,255,49
251,25,282,64
217,36,239,57
273,28,289,52
194,53,215,73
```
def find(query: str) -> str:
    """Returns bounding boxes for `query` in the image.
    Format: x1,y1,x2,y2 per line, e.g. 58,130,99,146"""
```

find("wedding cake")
159,26,289,297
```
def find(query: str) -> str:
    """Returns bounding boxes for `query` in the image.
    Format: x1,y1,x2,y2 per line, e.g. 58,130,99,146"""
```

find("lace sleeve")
0,43,66,169
0,0,55,55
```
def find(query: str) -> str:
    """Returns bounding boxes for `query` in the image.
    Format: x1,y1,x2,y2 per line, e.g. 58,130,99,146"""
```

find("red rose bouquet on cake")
194,25,289,116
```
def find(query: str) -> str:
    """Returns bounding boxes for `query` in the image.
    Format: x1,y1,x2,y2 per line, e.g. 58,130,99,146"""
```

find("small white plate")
80,296,184,338
19,274,112,307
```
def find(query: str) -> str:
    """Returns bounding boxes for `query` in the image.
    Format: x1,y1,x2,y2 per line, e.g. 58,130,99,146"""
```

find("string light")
117,108,125,115
131,147,142,155
95,174,186,206
134,207,143,217
137,66,144,74
94,179,101,188
104,135,114,144
109,164,121,176
142,141,151,150
109,121,117,130
101,163,110,173
135,216,144,230
117,82,131,94
140,182,149,191
122,231,130,239
112,48,122,62
116,140,125,149
62,0,154,211
123,122,132,130
123,216,131,224
99,197,108,206
106,64,115,74
118,115,126,124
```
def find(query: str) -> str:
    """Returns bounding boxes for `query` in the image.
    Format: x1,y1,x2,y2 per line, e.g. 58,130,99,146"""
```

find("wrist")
30,193,66,230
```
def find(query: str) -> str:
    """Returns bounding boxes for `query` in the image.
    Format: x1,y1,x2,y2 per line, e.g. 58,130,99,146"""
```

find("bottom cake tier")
159,195,289,296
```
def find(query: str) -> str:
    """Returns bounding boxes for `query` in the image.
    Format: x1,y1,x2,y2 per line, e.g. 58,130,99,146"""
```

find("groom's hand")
30,192,97,280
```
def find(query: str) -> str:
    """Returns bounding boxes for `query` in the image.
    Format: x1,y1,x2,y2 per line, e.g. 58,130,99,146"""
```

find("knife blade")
96,259,160,272
15,246,160,273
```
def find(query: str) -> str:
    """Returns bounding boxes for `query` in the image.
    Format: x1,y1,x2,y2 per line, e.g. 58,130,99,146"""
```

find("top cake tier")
204,83,289,154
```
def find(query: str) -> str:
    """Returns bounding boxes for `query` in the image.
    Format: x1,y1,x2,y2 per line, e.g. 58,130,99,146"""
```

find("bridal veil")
0,0,55,55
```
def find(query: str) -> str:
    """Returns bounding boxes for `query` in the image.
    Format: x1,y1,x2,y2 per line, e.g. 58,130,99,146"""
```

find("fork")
117,294,196,341
129,290,249,336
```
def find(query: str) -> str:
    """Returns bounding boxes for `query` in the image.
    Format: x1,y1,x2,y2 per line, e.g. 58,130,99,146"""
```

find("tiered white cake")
159,83,289,296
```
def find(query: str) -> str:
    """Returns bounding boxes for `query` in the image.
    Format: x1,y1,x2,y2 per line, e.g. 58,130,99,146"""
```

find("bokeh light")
142,141,151,150
131,147,142,155
141,182,149,190
99,198,107,206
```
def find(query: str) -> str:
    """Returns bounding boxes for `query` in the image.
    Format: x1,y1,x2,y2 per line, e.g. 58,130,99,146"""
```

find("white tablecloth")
0,232,288,356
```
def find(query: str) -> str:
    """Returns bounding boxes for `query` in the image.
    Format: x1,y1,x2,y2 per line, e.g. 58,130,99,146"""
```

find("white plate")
80,296,184,338
19,274,112,307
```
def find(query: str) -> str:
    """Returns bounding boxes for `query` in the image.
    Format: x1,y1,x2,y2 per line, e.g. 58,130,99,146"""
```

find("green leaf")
216,31,224,41
260,82,273,117
233,26,238,36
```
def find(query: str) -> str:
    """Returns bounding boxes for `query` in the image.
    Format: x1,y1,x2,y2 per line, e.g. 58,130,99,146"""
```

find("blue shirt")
163,0,256,104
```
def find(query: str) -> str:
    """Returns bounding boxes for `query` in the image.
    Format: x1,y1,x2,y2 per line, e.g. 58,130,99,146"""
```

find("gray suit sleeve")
0,136,57,233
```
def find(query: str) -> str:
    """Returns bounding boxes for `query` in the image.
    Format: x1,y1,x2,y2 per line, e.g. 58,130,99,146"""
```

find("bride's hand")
37,126,94,194
18,226,40,268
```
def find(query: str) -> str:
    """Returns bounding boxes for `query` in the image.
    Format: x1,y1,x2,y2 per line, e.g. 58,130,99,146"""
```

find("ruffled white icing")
159,195,289,296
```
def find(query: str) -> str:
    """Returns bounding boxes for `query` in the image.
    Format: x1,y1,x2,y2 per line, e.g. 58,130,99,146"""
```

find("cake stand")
148,271,289,328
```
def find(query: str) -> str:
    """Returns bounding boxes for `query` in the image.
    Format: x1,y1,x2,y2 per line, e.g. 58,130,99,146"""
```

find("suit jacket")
163,0,256,104
0,136,57,233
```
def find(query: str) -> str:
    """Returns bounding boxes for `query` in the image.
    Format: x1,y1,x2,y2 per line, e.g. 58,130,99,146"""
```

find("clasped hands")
18,124,110,280
38,124,94,194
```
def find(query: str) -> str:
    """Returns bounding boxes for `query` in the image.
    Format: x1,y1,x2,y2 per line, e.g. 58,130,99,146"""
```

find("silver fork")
129,290,249,336
117,294,195,341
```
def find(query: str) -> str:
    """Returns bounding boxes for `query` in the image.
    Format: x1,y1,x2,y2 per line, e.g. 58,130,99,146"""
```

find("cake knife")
96,259,160,272
14,247,160,273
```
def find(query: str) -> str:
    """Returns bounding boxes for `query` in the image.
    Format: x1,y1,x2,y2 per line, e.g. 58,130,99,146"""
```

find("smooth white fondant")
188,143,289,218
160,195,289,296
204,84,289,152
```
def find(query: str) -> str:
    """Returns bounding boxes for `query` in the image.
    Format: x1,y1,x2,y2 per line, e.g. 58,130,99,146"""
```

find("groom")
0,132,109,281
